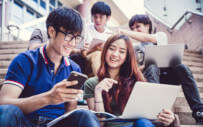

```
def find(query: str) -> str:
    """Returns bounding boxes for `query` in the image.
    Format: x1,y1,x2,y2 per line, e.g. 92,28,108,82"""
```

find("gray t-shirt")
29,29,48,44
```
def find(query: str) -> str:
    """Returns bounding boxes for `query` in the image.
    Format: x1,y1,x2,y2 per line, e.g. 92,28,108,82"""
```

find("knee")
146,64,160,73
174,64,190,73
0,105,23,120
0,105,20,114
135,118,155,127
175,64,188,70
73,109,95,118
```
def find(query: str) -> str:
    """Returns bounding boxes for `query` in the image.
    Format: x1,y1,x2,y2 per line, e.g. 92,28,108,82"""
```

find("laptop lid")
121,82,180,120
144,44,184,68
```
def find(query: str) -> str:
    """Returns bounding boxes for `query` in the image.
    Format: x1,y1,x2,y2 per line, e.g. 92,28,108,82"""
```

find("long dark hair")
97,34,145,113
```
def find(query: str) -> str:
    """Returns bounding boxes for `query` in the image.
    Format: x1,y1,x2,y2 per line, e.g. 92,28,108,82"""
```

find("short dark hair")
129,14,152,34
46,7,83,38
91,1,111,17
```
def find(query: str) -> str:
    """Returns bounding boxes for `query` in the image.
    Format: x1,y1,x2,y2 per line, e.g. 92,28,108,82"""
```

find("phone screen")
66,71,88,89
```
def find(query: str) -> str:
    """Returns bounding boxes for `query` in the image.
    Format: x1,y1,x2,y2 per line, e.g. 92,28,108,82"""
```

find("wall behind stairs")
151,15,203,53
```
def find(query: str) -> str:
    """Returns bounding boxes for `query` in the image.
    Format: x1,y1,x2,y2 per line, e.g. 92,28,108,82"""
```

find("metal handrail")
6,16,47,41
171,10,203,30
18,16,47,30
7,25,20,41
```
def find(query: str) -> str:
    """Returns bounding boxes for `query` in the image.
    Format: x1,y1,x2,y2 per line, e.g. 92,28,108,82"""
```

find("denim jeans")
144,64,203,112
0,105,100,127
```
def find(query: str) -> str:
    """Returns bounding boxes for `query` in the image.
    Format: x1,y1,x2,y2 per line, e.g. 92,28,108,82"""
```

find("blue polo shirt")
4,45,81,120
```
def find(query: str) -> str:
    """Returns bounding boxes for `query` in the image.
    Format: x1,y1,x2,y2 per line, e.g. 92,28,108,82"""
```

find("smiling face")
105,39,127,71
92,14,110,32
132,22,149,34
48,26,79,57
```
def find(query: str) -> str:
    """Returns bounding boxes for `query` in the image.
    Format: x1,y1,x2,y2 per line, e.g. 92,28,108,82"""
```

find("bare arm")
0,80,83,114
71,42,90,58
93,78,118,112
119,29,157,44
64,101,77,113
28,42,48,50
86,98,95,110
0,84,50,114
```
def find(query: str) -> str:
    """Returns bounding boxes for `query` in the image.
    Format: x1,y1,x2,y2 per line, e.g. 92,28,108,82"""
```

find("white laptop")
144,44,185,68
100,81,180,122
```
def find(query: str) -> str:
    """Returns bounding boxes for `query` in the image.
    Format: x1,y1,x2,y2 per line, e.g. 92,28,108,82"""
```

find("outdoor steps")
174,51,203,125
0,41,203,125
0,54,18,61
0,43,29,49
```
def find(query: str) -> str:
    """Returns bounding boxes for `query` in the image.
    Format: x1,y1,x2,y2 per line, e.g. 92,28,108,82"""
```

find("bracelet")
94,100,103,103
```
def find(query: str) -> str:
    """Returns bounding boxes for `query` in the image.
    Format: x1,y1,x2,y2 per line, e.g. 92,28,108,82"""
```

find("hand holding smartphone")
66,71,88,89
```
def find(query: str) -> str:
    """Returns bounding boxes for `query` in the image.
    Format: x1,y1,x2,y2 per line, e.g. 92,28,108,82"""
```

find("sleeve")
29,29,44,44
85,24,93,45
3,53,31,89
83,77,98,99
152,32,168,45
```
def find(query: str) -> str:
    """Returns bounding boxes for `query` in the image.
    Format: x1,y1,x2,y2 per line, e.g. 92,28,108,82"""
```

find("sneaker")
192,110,203,123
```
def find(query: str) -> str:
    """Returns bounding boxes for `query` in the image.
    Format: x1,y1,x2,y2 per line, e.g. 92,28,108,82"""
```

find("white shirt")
76,23,112,49
85,23,112,44
152,32,168,45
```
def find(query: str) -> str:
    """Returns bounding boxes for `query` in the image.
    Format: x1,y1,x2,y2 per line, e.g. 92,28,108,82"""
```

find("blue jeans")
144,64,203,112
134,119,155,127
0,105,100,127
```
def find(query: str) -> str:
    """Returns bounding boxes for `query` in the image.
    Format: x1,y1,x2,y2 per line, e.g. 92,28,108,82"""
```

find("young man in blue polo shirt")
0,7,100,127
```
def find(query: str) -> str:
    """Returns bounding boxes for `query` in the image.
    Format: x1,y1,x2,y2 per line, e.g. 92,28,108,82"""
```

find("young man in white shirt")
70,1,113,76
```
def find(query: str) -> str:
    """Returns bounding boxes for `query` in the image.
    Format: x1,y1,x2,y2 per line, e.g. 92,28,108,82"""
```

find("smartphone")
66,71,88,89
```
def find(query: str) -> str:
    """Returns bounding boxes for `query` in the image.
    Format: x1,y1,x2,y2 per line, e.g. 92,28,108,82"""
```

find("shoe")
192,110,203,123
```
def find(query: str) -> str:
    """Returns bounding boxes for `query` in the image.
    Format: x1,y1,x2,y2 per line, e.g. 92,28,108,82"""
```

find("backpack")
134,45,145,66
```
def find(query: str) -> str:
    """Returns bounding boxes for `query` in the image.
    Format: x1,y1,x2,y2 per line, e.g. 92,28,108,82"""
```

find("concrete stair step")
0,79,4,85
183,56,203,63
173,107,203,125
189,67,203,75
184,52,203,58
0,69,7,74
0,54,17,61
0,43,28,49
0,41,28,45
0,49,26,54
174,106,192,113
0,61,11,68
193,74,203,82
184,50,201,54
178,93,203,98
174,96,203,107
0,69,7,79
175,112,196,125
197,83,203,88
183,61,203,68
175,92,203,107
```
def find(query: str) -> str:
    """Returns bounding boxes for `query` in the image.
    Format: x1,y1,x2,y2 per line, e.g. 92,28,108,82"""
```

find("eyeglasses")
58,29,84,43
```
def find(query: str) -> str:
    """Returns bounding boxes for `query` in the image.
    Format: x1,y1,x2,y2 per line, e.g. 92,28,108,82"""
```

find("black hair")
46,7,83,38
91,1,111,17
129,14,152,34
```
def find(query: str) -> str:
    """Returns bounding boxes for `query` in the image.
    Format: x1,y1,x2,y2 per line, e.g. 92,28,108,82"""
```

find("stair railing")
170,10,203,30
6,16,47,41
7,25,19,41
